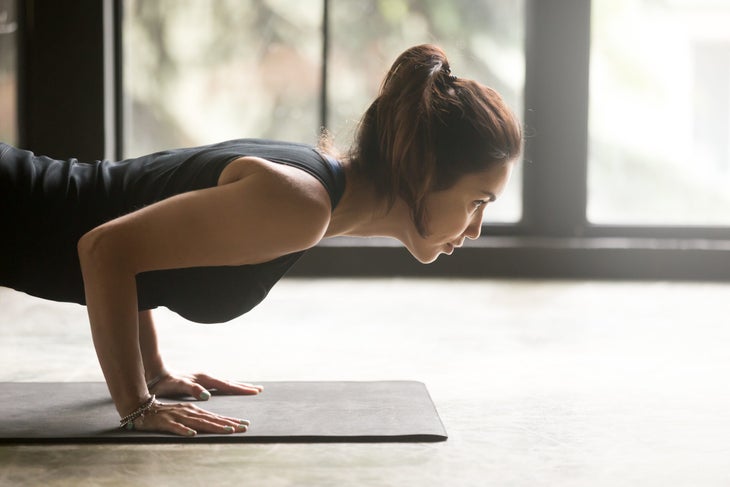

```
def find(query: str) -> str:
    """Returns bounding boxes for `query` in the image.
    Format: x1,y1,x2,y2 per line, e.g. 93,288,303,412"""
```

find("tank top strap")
319,152,346,209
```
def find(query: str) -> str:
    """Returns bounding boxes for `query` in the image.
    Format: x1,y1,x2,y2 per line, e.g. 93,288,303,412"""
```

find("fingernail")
199,390,211,401
224,426,234,433
236,424,248,432
239,419,250,426
186,429,196,437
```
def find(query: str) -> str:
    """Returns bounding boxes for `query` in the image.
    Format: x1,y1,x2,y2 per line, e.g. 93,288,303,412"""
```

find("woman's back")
0,140,345,322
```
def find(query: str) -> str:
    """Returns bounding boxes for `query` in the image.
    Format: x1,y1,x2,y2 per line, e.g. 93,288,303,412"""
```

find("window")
328,0,525,223
589,0,730,225
123,0,525,222
18,0,730,280
123,0,323,158
0,0,17,145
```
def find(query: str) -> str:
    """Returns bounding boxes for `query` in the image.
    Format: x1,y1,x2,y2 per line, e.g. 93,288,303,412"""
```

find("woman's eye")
473,200,488,210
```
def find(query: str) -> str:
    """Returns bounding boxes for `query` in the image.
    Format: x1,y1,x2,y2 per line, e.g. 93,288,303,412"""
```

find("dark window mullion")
522,0,591,238
18,0,109,160
113,0,124,161
320,0,329,132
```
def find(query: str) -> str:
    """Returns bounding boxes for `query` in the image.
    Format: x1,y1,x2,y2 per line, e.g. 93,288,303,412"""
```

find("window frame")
17,0,730,281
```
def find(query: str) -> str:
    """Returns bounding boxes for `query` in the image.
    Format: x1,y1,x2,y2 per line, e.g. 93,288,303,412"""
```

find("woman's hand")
131,401,251,436
127,372,263,436
149,371,264,401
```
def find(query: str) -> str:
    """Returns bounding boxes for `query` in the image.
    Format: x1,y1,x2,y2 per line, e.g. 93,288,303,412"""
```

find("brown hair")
347,44,523,236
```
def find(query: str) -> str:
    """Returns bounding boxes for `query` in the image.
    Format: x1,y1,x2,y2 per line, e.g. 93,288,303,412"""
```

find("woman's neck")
324,159,410,241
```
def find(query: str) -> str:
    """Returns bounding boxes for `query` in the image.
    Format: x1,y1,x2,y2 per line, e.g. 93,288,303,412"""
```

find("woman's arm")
78,159,331,434
80,248,147,418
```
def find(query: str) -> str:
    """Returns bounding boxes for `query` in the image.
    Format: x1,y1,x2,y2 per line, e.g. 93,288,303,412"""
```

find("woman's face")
405,161,514,264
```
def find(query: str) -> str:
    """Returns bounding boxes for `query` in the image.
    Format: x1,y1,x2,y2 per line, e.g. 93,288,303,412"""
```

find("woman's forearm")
138,309,166,382
79,232,149,417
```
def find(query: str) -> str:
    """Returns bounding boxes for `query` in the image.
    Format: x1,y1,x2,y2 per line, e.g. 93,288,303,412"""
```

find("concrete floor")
1,278,730,486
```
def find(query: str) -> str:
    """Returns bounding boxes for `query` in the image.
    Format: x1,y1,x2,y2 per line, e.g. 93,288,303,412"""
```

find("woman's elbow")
78,227,99,266
78,225,125,275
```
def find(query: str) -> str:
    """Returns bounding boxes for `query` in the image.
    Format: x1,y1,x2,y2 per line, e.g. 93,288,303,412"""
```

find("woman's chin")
408,247,445,264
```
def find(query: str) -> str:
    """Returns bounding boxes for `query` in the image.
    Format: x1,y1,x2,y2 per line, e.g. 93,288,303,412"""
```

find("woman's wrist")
116,385,155,419
145,368,170,391
143,358,166,382
119,394,157,429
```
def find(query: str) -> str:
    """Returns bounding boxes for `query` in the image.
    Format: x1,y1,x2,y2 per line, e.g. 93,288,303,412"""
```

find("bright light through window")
123,0,323,158
124,0,525,224
589,0,730,225
328,0,525,224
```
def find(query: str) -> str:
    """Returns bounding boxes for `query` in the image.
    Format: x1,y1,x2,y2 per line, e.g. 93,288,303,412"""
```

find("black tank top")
0,139,345,323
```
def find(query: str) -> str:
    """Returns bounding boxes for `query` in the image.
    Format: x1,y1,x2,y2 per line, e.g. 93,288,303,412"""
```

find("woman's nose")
464,216,482,240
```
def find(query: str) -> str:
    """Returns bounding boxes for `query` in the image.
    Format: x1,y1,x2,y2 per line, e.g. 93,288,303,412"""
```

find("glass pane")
589,0,730,225
123,0,323,158
0,0,17,145
328,0,525,224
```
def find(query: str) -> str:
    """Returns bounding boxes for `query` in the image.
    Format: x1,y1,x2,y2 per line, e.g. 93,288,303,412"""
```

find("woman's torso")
0,139,345,323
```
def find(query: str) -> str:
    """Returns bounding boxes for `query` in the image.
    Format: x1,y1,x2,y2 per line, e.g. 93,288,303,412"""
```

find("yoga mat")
0,381,447,443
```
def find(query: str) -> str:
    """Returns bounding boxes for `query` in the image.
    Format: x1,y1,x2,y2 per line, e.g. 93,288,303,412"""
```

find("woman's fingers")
150,375,212,400
186,381,212,401
173,403,250,429
184,416,249,434
193,373,264,395
166,419,197,437
132,402,250,436
150,372,263,399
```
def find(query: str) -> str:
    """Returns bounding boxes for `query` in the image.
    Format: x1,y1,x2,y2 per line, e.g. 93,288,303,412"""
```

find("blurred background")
2,0,730,277
118,0,524,223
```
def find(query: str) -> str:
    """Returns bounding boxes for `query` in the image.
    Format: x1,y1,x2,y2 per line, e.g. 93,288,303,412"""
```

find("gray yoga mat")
0,381,447,443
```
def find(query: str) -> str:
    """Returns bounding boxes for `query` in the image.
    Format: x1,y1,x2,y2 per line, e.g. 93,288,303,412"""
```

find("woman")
0,44,522,436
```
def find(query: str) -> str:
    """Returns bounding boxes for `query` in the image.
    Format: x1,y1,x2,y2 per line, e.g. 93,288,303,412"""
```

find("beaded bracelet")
119,394,157,430
146,369,170,391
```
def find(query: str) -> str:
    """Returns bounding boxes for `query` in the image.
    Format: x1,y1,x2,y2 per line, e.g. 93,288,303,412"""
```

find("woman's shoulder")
215,139,344,206
219,155,333,239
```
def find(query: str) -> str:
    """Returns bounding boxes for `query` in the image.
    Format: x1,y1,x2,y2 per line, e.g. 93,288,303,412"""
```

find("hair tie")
443,66,458,83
